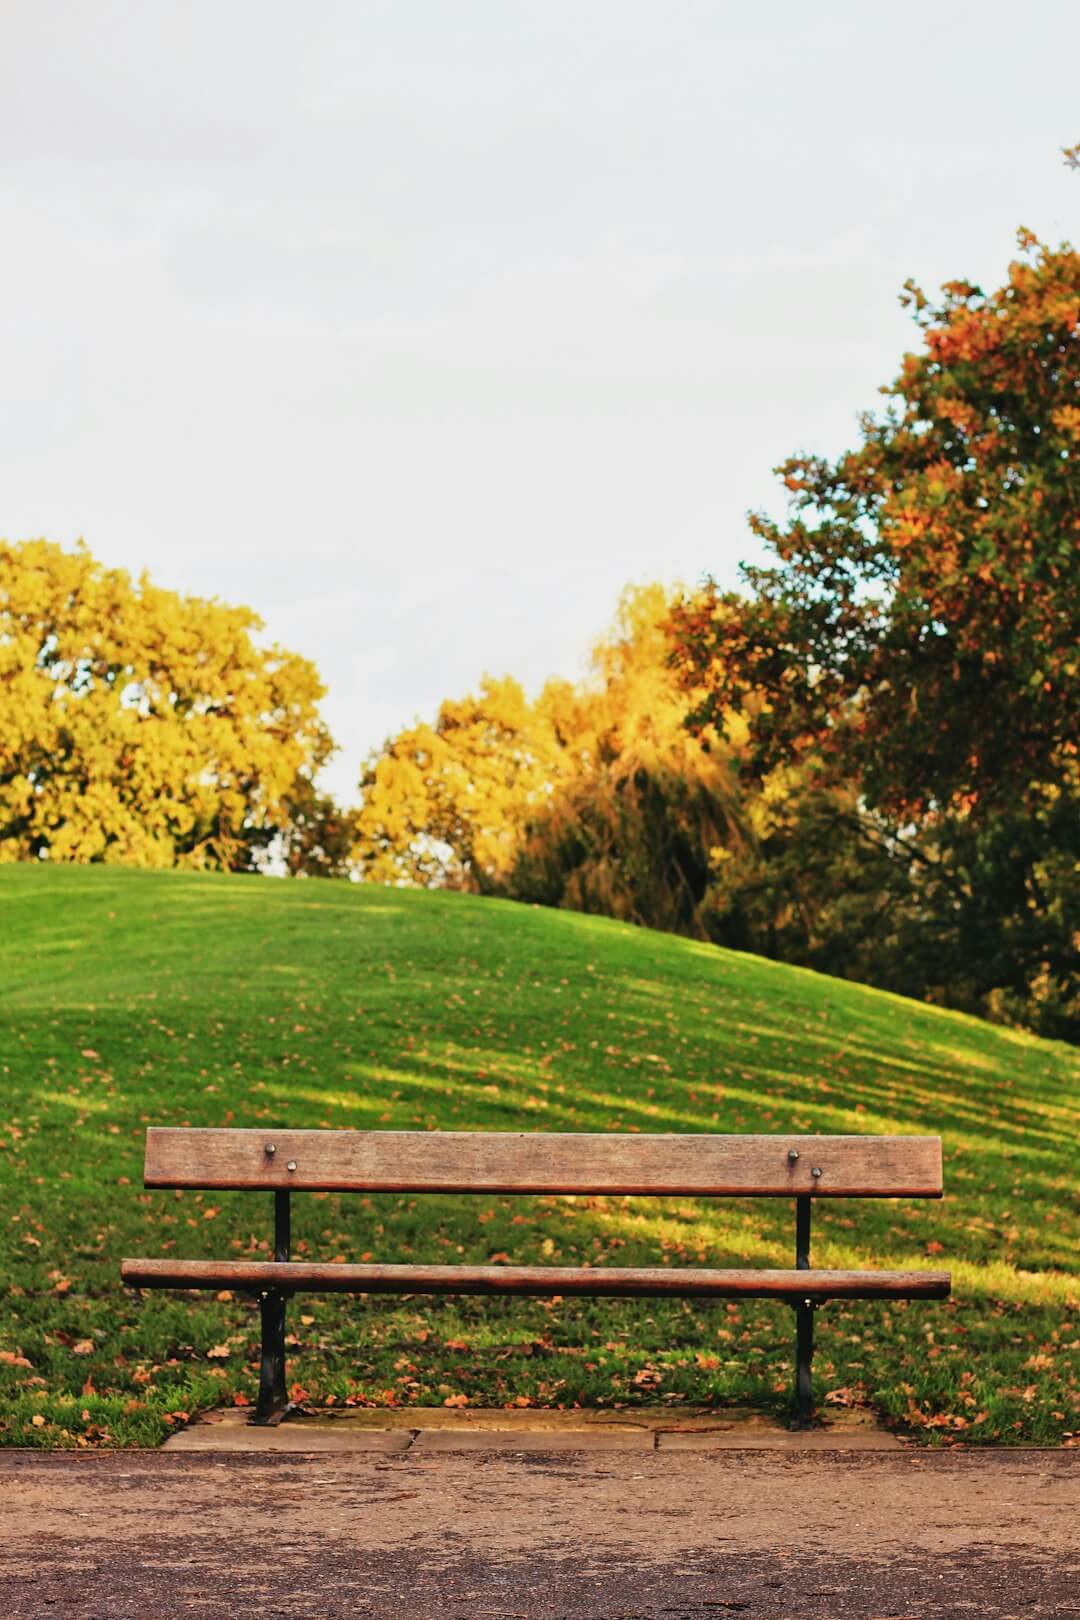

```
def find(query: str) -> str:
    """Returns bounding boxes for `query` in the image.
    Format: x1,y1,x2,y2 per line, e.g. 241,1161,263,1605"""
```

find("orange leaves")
631,1366,662,1389
1052,404,1080,440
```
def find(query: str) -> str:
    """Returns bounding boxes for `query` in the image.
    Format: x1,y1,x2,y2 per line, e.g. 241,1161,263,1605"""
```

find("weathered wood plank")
142,1129,944,1198
121,1257,952,1300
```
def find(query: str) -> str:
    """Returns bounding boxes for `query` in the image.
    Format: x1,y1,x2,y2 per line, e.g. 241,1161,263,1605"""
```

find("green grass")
1,864,1077,1449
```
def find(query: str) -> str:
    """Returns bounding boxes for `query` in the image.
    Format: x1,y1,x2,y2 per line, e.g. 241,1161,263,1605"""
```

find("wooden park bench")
121,1129,950,1429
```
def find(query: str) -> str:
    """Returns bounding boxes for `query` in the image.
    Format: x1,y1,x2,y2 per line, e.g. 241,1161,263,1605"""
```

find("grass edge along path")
1,864,1076,1449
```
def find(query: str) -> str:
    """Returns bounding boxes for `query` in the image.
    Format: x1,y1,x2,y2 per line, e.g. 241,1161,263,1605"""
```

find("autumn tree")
510,585,746,935
353,674,577,889
670,231,1080,1037
0,539,335,869
353,585,749,935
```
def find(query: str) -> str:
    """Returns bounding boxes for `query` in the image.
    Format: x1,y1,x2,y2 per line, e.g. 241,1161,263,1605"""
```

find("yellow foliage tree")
0,539,334,869
354,675,576,888
353,583,747,930
510,584,747,933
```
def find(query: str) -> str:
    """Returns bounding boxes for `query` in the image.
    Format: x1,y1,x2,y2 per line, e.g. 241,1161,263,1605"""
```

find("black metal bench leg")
253,1289,289,1426
792,1300,815,1430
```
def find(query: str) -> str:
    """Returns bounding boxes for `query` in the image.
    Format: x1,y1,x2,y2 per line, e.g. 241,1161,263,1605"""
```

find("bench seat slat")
142,1128,944,1198
121,1258,951,1300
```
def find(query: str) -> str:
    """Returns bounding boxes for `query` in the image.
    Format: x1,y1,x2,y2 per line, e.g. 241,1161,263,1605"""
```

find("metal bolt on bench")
121,1129,951,1429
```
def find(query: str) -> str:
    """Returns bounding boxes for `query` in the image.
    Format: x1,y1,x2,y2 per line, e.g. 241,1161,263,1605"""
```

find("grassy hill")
1,864,1076,1448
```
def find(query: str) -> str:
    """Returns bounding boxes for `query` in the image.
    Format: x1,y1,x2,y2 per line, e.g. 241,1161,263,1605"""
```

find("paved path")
1,1447,1077,1618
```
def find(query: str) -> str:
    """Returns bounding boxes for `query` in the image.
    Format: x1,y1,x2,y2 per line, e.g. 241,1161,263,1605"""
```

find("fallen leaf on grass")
0,1351,32,1368
72,1340,95,1356
206,1344,231,1359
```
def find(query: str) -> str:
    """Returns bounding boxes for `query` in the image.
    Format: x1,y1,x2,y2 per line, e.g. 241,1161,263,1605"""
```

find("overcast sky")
3,1,1077,802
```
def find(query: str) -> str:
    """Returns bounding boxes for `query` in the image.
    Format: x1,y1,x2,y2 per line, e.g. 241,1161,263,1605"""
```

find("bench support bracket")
253,1192,293,1426
791,1193,815,1430
254,1289,289,1425
792,1299,816,1430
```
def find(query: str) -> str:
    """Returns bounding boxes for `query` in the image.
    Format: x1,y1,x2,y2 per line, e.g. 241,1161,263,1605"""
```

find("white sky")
3,1,1077,803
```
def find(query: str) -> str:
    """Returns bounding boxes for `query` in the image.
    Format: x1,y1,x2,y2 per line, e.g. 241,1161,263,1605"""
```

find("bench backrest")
144,1128,943,1199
